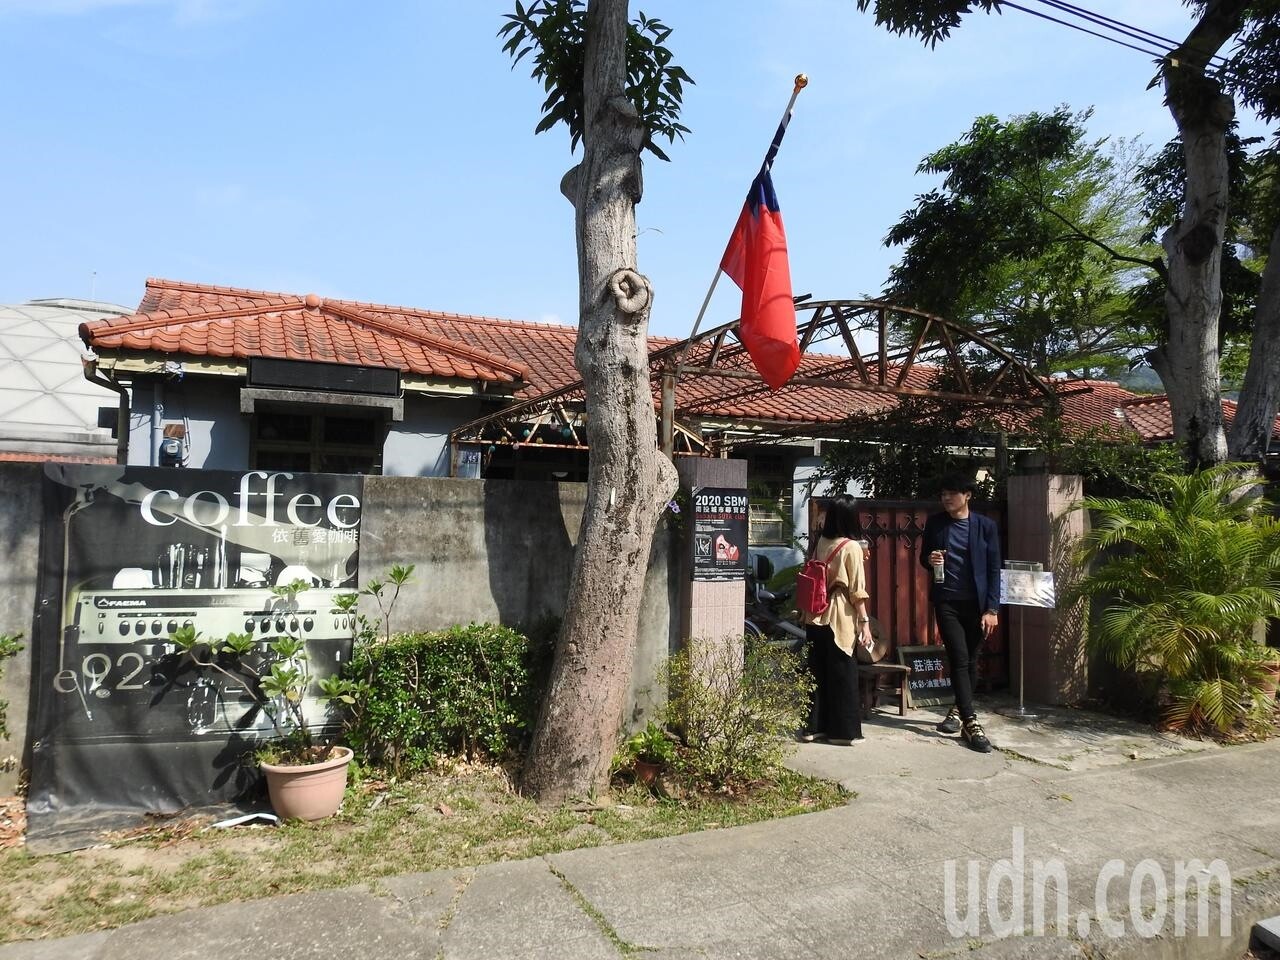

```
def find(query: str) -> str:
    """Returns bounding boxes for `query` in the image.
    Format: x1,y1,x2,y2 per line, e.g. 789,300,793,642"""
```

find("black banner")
28,465,362,849
690,487,748,582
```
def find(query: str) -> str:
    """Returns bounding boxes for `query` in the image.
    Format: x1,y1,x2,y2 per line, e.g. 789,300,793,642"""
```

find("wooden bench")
858,662,911,717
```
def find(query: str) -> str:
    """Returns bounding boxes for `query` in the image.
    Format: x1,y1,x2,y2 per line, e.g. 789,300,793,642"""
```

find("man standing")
919,475,1000,753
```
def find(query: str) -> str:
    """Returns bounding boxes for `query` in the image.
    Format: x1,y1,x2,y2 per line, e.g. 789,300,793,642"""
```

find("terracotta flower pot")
1258,663,1280,701
260,746,353,821
632,760,661,786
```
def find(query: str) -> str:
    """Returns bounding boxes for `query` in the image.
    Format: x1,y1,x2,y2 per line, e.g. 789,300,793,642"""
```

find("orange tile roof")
0,451,116,464
83,279,531,387
82,280,1272,441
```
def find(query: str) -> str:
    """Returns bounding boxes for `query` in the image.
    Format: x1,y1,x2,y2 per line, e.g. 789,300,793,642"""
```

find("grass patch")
0,763,846,944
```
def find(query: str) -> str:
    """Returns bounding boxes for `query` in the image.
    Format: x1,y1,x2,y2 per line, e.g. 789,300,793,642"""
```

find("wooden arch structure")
447,299,1062,474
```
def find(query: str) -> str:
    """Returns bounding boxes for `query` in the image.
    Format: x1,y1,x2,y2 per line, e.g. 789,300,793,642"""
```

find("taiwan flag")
720,166,800,391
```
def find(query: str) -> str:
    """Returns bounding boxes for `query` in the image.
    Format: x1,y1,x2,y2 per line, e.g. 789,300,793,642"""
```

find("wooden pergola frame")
447,299,1064,473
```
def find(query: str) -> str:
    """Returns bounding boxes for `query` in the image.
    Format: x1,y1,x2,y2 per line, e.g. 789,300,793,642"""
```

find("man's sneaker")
936,706,961,734
961,717,993,753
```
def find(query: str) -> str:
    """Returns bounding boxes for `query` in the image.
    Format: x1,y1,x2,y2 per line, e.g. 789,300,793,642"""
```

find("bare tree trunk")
1154,0,1250,468
1158,82,1232,467
1229,224,1280,462
520,0,678,804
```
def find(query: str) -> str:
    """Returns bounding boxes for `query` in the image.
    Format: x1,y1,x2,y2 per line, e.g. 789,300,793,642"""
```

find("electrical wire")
1001,0,1178,61
1027,0,1230,67
1003,0,1233,76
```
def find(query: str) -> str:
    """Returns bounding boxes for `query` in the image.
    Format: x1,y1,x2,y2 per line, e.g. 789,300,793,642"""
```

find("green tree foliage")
855,0,1280,465
499,0,692,160
883,108,1152,377
821,395,1004,500
1073,466,1280,735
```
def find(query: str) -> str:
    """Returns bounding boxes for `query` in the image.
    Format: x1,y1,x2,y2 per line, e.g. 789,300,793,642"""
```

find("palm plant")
1074,466,1280,733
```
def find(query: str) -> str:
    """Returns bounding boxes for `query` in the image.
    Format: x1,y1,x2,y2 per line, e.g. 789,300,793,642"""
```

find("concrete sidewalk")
4,703,1279,960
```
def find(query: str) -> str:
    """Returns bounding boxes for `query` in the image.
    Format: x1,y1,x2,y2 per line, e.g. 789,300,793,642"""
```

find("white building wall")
127,377,248,469
126,378,476,477
382,394,483,477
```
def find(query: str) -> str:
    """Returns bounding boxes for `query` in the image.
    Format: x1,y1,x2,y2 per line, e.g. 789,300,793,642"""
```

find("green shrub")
0,632,22,745
345,623,548,774
1073,466,1280,734
661,635,813,789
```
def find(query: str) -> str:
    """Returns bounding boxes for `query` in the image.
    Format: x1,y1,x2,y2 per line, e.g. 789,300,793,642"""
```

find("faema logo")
95,597,147,608
137,471,361,529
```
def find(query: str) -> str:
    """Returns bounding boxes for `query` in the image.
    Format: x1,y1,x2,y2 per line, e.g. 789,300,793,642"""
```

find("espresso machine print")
50,467,362,746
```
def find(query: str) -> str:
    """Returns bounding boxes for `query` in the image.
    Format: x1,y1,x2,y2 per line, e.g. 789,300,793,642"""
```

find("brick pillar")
675,458,747,646
1006,473,1088,705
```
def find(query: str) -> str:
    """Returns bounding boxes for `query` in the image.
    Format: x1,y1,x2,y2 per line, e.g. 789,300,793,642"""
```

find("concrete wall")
360,476,676,724
1006,473,1088,705
0,465,677,790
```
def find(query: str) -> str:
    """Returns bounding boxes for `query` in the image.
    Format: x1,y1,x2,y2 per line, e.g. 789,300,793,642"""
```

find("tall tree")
856,0,1280,467
499,0,687,802
883,108,1152,378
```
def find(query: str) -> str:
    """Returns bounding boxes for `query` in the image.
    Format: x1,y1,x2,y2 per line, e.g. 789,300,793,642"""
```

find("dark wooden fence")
809,498,1008,691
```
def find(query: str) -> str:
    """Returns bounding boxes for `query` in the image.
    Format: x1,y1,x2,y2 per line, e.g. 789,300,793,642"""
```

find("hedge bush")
345,622,550,774
661,635,813,789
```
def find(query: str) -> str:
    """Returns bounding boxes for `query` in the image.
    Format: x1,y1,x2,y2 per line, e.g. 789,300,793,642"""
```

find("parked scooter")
744,555,806,652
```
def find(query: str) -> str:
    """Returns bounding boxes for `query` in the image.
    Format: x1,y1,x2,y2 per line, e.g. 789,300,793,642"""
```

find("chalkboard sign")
897,644,954,708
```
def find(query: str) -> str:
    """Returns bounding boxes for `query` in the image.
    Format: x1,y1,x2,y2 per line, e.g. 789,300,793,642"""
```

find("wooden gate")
809,498,1008,691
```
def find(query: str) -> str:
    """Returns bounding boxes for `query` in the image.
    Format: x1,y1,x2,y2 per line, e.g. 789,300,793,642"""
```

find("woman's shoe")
828,737,865,745
796,730,827,743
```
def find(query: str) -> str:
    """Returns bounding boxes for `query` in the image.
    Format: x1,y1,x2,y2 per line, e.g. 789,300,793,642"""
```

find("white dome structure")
0,298,131,462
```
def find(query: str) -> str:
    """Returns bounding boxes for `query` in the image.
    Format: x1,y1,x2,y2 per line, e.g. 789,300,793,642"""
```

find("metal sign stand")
1005,605,1038,721
998,561,1051,723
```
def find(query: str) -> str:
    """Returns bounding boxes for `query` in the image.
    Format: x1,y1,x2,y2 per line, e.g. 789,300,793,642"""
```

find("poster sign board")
691,487,748,582
28,464,363,849
897,644,954,708
999,569,1056,608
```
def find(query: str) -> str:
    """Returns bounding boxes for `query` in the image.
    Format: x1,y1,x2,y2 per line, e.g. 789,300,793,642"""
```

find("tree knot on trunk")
609,269,651,317
560,163,582,205
1180,222,1218,265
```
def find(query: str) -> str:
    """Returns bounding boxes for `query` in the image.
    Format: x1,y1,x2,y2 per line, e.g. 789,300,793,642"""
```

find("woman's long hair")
819,495,861,542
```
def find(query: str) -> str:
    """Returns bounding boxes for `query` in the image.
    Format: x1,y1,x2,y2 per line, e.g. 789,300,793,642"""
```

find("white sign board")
1000,569,1056,608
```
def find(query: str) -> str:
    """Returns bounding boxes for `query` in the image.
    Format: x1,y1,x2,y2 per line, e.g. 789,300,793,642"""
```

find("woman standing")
799,495,874,745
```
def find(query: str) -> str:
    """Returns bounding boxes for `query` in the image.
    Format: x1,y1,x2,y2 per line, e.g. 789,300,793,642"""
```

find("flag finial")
794,74,808,92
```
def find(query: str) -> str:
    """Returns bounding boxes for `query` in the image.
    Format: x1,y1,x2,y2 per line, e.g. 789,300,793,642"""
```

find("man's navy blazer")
918,510,1002,613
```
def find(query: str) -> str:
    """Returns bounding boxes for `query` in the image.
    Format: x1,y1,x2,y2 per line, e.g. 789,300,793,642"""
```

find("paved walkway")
4,702,1279,960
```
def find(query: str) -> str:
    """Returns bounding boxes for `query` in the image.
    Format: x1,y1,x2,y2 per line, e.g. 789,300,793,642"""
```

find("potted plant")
1243,643,1280,703
171,580,360,820
616,720,677,786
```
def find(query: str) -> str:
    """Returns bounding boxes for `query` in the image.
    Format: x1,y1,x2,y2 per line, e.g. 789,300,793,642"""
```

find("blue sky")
0,0,1267,340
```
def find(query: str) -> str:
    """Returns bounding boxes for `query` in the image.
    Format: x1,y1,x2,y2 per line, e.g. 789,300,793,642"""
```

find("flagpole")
673,73,808,384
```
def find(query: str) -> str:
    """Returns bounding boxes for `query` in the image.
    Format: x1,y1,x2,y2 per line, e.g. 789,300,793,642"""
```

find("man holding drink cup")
919,474,1001,753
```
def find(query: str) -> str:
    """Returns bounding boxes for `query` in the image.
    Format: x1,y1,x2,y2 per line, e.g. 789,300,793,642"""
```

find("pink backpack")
795,539,851,617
